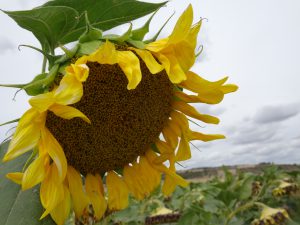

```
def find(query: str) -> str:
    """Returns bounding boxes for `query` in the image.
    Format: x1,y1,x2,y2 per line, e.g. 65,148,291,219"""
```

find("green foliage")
99,166,300,225
0,142,55,225
3,0,167,53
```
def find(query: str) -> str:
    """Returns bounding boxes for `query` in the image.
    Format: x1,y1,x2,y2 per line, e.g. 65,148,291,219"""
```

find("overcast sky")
0,0,299,168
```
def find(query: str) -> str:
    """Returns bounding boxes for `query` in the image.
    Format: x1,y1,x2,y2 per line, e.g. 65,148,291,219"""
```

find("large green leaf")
0,142,55,225
3,6,79,53
42,0,167,44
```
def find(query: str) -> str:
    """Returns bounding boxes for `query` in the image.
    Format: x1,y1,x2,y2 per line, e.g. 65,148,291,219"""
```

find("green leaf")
238,174,255,200
77,40,103,56
3,6,79,53
42,0,167,44
0,142,55,225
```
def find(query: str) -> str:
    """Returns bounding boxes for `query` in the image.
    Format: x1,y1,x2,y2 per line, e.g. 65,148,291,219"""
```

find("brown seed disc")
46,58,174,175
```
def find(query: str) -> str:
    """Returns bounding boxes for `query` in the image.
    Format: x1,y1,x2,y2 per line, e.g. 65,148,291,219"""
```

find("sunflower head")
252,206,289,225
272,181,299,197
2,4,238,225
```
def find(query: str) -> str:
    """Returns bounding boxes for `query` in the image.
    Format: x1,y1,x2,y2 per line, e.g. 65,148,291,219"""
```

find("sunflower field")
95,165,300,225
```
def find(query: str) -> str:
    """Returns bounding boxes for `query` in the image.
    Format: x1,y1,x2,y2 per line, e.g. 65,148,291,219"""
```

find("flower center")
46,59,173,175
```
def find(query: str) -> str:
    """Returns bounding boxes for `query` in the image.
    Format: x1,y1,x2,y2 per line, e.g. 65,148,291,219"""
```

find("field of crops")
96,166,300,225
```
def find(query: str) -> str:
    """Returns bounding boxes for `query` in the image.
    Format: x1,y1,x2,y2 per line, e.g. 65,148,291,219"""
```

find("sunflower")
2,5,237,225
252,205,289,225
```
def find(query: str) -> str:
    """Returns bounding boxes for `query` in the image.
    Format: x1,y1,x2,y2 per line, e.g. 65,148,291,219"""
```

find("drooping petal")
40,128,67,181
3,109,45,162
162,158,178,196
162,123,179,149
175,137,191,161
66,166,89,218
189,131,225,142
173,101,219,124
145,150,188,189
49,104,91,123
29,92,55,112
54,74,84,106
130,48,163,74
155,52,187,84
40,164,65,219
106,171,129,211
179,71,237,104
124,157,161,201
88,40,118,64
123,164,143,200
65,63,89,82
155,140,174,154
85,174,107,219
170,111,189,136
117,50,142,90
22,154,49,190
50,185,71,225
6,172,23,184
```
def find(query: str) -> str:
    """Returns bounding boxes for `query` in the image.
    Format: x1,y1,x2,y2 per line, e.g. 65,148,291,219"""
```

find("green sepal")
144,11,174,43
126,39,145,49
0,119,19,127
55,44,79,65
79,12,103,43
18,45,60,68
102,23,133,43
25,64,60,96
77,40,103,56
131,10,158,41
1,64,60,96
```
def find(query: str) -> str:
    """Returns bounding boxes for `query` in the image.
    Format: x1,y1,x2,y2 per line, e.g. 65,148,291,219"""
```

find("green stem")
42,55,47,73
224,201,255,225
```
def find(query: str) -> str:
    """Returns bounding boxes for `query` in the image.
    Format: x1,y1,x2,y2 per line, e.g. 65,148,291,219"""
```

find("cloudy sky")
0,0,299,168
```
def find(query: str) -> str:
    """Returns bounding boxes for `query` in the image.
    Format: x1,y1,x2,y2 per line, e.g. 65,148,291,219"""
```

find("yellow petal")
85,174,107,219
155,140,174,154
106,171,129,211
130,48,163,74
180,72,232,104
49,104,91,124
66,166,89,217
145,150,188,189
88,40,118,64
6,172,23,184
139,156,161,191
50,185,71,225
54,74,84,105
170,111,189,136
124,158,161,200
189,131,225,142
168,4,194,44
117,50,142,90
29,92,55,112
172,42,195,72
155,52,187,84
220,84,239,94
40,128,67,181
175,137,191,161
162,123,179,149
40,164,65,219
173,101,220,124
123,164,143,200
65,63,89,82
22,154,49,190
3,109,45,162
146,38,169,52
185,21,201,50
